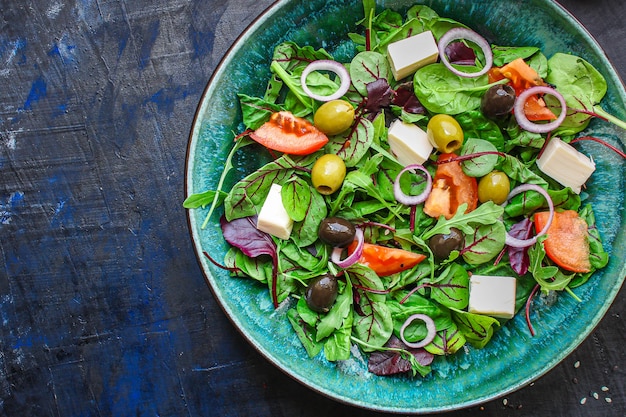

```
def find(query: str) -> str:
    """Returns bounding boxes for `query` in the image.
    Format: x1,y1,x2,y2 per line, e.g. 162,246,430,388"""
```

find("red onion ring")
504,184,554,248
300,60,351,102
438,27,493,78
400,313,436,349
331,227,364,268
514,86,567,133
393,164,433,206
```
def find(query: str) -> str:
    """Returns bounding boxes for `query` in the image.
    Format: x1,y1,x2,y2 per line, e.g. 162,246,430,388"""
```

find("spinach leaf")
456,109,505,151
545,53,608,135
413,63,498,114
491,45,540,67
238,94,281,130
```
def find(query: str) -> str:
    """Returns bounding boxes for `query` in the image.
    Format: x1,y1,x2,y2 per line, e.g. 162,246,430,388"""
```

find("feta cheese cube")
536,137,595,194
256,184,293,240
387,30,439,81
468,275,517,319
387,119,434,166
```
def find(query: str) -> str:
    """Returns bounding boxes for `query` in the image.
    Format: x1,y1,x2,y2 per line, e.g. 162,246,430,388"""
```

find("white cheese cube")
468,275,517,319
387,119,433,166
536,137,595,194
256,184,293,240
387,31,439,81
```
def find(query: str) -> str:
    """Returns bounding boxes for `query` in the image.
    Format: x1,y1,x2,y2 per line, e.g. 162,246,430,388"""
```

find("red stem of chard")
525,283,541,337
570,136,626,159
434,151,506,165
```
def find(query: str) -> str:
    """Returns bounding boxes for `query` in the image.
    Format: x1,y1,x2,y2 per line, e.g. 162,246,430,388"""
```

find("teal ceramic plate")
185,0,626,413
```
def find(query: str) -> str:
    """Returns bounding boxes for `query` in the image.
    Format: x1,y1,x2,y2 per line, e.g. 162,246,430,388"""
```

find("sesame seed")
503,398,508,406
580,397,587,405
605,398,612,403
592,392,599,400
574,361,580,368
601,386,609,392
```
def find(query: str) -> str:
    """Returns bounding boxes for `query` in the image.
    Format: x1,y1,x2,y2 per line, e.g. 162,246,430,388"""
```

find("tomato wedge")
534,210,591,273
347,241,426,277
488,58,556,121
249,111,329,155
423,153,478,220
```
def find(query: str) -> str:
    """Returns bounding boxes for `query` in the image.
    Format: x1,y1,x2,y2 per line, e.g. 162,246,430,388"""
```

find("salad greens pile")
185,2,617,377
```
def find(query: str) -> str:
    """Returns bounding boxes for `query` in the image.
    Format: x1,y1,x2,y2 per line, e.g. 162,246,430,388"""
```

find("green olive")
318,217,356,248
428,227,464,260
478,171,511,204
426,114,464,153
311,154,346,195
305,274,339,313
313,100,355,135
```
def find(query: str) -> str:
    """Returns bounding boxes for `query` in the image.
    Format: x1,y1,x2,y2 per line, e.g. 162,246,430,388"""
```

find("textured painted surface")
0,0,624,416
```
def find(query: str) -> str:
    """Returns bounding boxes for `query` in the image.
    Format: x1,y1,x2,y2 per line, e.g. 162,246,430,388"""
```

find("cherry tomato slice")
534,210,591,273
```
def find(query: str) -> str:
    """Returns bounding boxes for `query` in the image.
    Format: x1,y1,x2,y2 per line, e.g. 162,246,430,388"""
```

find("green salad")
185,2,624,377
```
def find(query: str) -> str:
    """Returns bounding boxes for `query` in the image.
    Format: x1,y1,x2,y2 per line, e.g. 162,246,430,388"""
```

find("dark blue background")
0,0,624,416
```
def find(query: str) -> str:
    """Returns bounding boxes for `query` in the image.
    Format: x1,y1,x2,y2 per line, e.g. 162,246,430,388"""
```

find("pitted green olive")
311,154,346,195
478,171,511,204
318,217,356,248
313,99,355,135
305,274,339,313
426,114,464,153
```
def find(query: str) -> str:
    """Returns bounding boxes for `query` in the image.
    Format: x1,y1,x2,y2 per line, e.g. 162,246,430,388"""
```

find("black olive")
428,227,464,260
480,84,516,119
305,274,339,313
318,217,356,248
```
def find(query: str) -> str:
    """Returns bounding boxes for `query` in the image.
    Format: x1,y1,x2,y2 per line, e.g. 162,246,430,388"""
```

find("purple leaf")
368,335,434,376
445,41,476,66
365,78,394,114
220,215,276,259
392,82,426,114
508,217,533,275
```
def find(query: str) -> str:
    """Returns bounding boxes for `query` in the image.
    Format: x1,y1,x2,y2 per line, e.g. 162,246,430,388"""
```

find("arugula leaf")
288,305,323,358
316,278,353,341
421,201,504,240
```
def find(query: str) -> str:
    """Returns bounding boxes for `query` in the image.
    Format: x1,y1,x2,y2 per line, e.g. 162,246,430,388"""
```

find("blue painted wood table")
1,0,624,416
